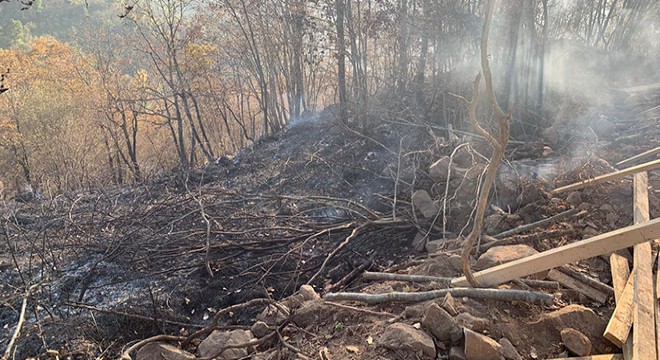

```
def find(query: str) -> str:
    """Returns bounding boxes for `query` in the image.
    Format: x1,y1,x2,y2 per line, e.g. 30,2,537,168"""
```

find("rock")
455,312,489,332
257,303,289,326
281,293,305,310
250,321,271,338
252,349,278,360
135,342,195,360
484,213,504,235
449,346,468,360
421,303,461,342
518,183,543,208
475,245,538,270
591,115,616,138
430,156,452,183
560,328,592,356
425,239,444,253
606,212,618,225
534,305,607,352
599,204,614,213
498,338,522,360
439,293,458,316
452,146,474,168
378,323,436,359
448,254,463,272
578,202,591,211
463,328,503,360
413,231,428,251
412,190,439,218
566,192,582,207
291,300,332,329
198,330,255,360
298,285,319,301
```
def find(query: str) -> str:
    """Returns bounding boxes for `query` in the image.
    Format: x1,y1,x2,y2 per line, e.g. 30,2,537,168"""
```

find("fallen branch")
480,228,577,253
120,335,188,360
2,284,41,360
323,288,553,305
362,272,452,284
493,208,580,239
307,223,366,285
323,301,397,318
558,266,614,297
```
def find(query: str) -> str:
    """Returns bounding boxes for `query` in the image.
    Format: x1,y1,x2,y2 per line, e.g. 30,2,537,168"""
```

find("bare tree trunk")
336,0,348,122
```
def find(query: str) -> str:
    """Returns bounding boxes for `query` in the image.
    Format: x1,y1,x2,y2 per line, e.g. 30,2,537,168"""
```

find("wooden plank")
551,158,660,194
451,217,660,287
631,172,656,360
603,274,634,348
547,269,608,303
656,262,660,360
616,146,660,167
610,254,630,300
608,253,632,360
547,355,623,360
547,355,622,360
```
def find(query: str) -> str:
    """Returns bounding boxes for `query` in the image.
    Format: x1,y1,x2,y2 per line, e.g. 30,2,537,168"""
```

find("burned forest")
1,0,660,359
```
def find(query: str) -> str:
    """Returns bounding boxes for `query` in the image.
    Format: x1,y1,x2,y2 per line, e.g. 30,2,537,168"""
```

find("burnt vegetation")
1,0,660,359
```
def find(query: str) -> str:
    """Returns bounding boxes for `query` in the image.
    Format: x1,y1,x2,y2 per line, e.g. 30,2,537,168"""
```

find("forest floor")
1,94,659,359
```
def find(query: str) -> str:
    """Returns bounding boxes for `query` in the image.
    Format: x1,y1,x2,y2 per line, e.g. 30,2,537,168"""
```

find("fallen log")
362,272,452,283
452,217,660,287
552,158,660,194
323,288,553,305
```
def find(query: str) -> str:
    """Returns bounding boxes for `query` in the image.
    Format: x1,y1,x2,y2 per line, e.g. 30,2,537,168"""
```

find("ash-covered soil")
1,102,659,359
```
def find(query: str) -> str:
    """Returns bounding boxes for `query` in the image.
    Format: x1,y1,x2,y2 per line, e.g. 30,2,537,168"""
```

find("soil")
1,99,659,359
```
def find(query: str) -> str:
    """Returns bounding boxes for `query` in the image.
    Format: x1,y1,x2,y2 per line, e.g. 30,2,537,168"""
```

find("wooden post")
609,253,632,359
451,217,660,287
631,172,656,360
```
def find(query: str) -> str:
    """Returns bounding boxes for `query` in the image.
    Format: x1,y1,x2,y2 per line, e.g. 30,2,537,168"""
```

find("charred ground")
1,96,659,359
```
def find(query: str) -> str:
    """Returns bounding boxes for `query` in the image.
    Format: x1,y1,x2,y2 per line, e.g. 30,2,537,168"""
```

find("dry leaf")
366,335,374,344
345,345,360,353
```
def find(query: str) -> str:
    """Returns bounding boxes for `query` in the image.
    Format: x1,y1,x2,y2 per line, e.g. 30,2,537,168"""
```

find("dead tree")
452,0,511,288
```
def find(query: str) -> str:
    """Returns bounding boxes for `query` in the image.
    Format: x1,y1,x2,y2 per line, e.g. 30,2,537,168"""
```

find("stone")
378,323,436,359
566,192,582,207
298,284,319,301
497,338,522,360
578,202,591,211
291,299,332,329
135,342,195,360
448,254,463,272
463,328,503,360
599,204,614,213
484,213,504,235
256,303,289,326
439,293,458,316
449,346,468,360
475,245,538,270
412,190,440,218
425,239,444,253
455,312,489,332
413,231,428,251
560,328,592,356
250,321,271,338
430,156,452,183
198,330,255,360
421,303,461,342
534,305,607,353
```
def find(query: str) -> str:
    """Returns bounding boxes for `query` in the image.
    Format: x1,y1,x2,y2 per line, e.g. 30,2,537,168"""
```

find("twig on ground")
307,223,367,284
362,272,451,284
120,335,188,360
2,283,41,360
323,301,396,318
324,287,553,305
493,208,580,239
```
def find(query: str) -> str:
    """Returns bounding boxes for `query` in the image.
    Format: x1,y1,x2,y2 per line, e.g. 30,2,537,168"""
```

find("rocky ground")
1,95,659,359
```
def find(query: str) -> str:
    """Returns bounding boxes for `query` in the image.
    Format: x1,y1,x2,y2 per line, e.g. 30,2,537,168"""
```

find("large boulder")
475,245,538,270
